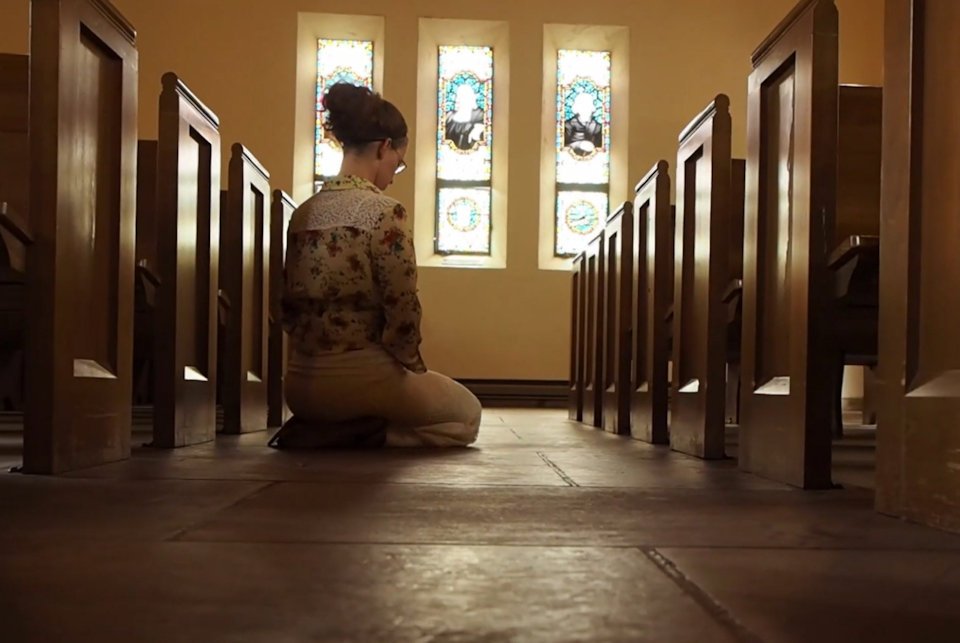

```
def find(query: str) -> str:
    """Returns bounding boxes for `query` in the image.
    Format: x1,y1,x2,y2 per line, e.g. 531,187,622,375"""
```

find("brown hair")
323,83,408,150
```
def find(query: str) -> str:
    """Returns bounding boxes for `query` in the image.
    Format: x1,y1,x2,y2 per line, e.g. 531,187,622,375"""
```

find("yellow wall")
0,0,884,380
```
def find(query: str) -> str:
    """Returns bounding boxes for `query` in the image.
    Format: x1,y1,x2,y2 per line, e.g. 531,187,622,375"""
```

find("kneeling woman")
278,83,481,448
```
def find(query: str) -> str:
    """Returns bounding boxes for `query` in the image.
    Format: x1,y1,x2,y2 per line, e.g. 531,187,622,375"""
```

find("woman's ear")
376,139,391,160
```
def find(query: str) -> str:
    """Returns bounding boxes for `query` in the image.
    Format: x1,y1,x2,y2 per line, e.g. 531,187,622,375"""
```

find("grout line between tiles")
536,451,580,487
163,480,277,542
640,547,765,643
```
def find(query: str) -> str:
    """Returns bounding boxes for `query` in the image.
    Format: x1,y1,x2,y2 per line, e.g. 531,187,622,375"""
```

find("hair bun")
323,82,407,148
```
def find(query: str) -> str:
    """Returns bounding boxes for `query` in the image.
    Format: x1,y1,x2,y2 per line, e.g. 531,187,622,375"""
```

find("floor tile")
659,547,960,643
0,542,735,643
177,481,960,550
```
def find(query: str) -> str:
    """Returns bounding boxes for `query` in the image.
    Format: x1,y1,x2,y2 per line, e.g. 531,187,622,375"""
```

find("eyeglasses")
360,137,407,175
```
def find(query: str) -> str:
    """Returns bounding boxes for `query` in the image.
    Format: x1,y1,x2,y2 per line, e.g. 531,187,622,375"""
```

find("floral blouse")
281,175,426,374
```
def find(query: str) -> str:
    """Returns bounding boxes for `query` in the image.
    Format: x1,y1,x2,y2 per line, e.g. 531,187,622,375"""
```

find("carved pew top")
84,0,137,44
827,234,879,270
231,143,271,182
161,72,219,129
0,200,33,247
634,160,669,195
722,278,744,304
678,94,730,145
752,0,836,66
606,201,631,226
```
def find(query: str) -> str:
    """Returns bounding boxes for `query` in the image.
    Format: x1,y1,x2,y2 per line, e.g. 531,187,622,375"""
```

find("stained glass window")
315,39,374,191
554,49,612,257
435,45,494,255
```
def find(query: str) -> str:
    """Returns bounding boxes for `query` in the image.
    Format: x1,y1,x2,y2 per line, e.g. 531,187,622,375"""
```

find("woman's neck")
339,153,377,185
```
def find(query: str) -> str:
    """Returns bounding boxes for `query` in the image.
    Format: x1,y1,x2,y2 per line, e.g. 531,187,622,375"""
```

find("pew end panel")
219,143,271,435
268,189,295,429
23,0,138,474
568,252,586,422
876,0,960,534
670,95,736,459
152,73,222,448
739,0,839,489
629,161,672,445
582,231,605,429
602,202,634,436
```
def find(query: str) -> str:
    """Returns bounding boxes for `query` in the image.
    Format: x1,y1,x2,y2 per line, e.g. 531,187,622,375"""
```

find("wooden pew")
877,0,960,534
268,189,295,429
0,54,29,411
601,203,633,435
722,173,746,427
133,140,159,406
0,54,28,244
670,95,745,459
567,251,586,422
134,73,222,447
828,85,882,437
739,0,882,488
219,144,271,434
630,162,672,444
581,231,605,428
18,0,138,473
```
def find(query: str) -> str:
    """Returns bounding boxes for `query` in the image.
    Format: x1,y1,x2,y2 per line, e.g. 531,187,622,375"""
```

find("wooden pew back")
220,143,271,434
835,85,883,246
132,140,158,405
602,203,633,435
724,158,746,425
0,53,29,273
0,54,29,410
630,161,672,444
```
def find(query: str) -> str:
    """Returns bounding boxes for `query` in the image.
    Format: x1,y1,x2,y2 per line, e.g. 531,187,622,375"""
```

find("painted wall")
0,0,884,379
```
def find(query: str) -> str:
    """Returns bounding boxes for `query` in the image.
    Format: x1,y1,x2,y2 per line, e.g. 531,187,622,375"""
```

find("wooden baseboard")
841,397,863,412
456,379,568,408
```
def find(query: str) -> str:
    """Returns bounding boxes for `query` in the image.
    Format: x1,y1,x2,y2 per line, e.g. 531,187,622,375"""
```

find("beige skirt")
284,347,481,447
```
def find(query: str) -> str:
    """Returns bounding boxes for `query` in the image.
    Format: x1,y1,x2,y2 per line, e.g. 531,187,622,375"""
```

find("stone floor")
1,408,959,642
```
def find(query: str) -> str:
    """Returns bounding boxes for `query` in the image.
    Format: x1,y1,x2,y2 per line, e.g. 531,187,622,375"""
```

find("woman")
274,83,482,448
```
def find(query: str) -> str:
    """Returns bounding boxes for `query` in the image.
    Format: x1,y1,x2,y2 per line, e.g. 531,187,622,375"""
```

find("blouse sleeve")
370,201,427,374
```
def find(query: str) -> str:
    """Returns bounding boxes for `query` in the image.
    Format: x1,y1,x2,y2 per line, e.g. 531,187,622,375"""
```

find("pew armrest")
217,289,231,312
0,202,33,246
722,278,744,304
828,235,879,271
136,259,162,288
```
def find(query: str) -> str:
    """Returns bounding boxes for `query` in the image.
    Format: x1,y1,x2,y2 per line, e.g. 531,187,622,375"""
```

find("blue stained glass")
436,45,493,181
556,190,608,257
315,39,374,191
555,49,612,257
555,49,611,184
437,187,491,255
435,45,494,256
